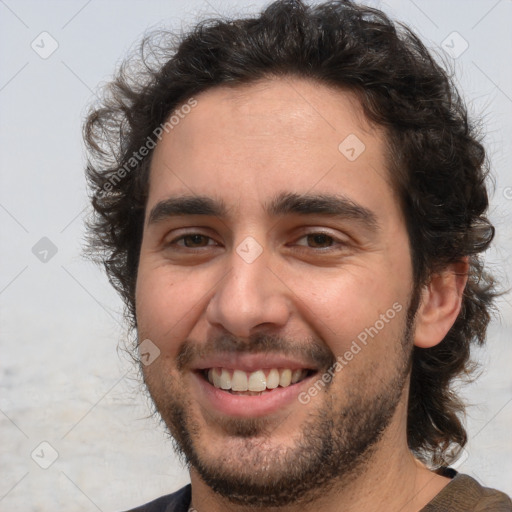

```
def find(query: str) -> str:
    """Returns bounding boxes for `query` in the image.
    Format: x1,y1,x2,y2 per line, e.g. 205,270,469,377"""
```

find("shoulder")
121,484,191,512
423,470,512,512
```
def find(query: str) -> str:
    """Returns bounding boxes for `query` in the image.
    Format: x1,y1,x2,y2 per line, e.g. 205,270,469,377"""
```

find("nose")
205,242,291,338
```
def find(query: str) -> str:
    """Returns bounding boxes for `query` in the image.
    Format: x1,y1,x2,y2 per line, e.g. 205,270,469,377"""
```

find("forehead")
148,77,396,221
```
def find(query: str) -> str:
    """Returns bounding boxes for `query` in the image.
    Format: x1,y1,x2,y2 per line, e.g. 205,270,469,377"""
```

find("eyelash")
166,231,346,252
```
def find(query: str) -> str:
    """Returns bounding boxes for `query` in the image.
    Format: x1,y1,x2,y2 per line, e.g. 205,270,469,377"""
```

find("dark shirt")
123,470,512,511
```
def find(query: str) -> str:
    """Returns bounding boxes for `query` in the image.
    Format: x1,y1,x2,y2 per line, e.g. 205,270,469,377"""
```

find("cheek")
135,264,210,356
288,262,410,357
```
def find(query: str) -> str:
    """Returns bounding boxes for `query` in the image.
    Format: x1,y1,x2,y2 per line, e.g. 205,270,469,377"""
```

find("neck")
188,401,451,512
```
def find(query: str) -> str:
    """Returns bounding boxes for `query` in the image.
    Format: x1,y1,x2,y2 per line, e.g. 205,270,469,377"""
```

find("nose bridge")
206,238,290,337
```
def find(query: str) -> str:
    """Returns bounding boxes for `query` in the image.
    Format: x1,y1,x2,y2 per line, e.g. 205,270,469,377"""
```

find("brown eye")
166,233,218,249
306,233,334,248
181,234,210,247
295,232,340,250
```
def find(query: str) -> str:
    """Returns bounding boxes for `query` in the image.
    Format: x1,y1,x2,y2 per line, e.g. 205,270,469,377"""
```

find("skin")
135,77,468,512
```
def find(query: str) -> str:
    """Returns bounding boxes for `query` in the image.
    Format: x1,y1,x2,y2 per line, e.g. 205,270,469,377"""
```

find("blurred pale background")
0,1,511,510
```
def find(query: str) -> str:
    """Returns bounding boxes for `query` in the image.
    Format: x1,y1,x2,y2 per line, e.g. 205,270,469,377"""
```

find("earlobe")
413,258,469,349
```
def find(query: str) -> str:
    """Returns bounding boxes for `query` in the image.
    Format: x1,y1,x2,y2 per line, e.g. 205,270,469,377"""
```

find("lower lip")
192,371,316,418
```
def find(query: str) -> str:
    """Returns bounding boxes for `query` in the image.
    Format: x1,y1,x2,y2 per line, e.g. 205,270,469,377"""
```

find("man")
83,0,512,510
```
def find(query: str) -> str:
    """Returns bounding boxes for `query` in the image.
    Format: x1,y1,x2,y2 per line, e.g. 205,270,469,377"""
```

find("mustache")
176,332,336,371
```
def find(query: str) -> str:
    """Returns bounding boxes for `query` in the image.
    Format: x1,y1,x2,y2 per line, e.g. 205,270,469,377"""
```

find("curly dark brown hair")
83,0,498,467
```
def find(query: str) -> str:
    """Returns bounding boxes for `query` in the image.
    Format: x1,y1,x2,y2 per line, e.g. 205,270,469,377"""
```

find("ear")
413,258,469,349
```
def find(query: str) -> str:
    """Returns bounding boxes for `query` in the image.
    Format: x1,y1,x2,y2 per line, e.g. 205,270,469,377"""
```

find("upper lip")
192,353,318,373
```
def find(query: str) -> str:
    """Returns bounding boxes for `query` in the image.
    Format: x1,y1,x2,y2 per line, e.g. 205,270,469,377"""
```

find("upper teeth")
207,368,308,392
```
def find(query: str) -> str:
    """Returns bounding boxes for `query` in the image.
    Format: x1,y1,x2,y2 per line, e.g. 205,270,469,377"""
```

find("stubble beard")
142,316,415,508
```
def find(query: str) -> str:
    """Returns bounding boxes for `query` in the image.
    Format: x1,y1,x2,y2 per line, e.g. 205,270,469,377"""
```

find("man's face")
135,78,417,505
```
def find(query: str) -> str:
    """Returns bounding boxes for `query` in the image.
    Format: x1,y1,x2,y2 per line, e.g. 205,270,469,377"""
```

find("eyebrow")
265,192,379,231
148,195,230,224
147,192,380,232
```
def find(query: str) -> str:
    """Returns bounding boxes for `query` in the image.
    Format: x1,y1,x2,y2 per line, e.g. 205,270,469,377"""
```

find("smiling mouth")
200,368,316,396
